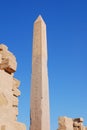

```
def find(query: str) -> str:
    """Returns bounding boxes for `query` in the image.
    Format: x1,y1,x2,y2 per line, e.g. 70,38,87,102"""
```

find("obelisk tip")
35,15,45,24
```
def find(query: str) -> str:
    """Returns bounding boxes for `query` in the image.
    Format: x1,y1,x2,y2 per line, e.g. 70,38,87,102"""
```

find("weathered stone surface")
0,93,8,106
0,44,17,73
58,117,73,130
0,44,26,130
30,15,50,130
0,122,26,130
73,118,84,130
0,44,8,51
0,54,2,63
13,78,20,90
13,88,20,97
73,122,82,127
73,118,84,123
58,117,87,130
13,96,18,106
13,107,18,116
1,125,5,130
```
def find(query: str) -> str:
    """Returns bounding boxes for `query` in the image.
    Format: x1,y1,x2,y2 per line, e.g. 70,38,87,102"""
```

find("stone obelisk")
30,15,50,130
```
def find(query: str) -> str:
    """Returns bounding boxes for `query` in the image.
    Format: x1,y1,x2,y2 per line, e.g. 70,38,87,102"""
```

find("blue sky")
0,0,87,130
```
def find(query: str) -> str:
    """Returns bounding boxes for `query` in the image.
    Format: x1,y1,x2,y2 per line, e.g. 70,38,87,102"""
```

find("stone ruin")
58,117,87,130
0,44,26,130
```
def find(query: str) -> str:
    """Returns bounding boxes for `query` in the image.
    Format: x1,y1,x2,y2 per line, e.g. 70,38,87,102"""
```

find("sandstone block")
58,117,73,130
13,107,18,116
73,122,83,127
73,118,84,123
0,44,17,73
13,96,18,106
0,58,17,73
13,89,20,97
0,125,5,130
0,54,2,63
73,127,79,130
0,44,8,51
0,93,8,106
0,122,26,130
13,78,20,90
0,44,26,129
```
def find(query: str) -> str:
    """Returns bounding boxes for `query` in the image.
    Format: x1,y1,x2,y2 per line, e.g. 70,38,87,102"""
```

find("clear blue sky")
0,0,87,130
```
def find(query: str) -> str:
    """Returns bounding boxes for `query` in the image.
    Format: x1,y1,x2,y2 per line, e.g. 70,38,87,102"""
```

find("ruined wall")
58,117,87,130
0,44,26,130
58,117,73,130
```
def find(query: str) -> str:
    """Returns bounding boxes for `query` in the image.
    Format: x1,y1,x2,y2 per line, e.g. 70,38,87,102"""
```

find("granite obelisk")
30,15,50,130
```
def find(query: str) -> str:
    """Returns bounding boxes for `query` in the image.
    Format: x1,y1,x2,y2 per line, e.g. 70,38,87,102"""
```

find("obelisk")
30,15,50,130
